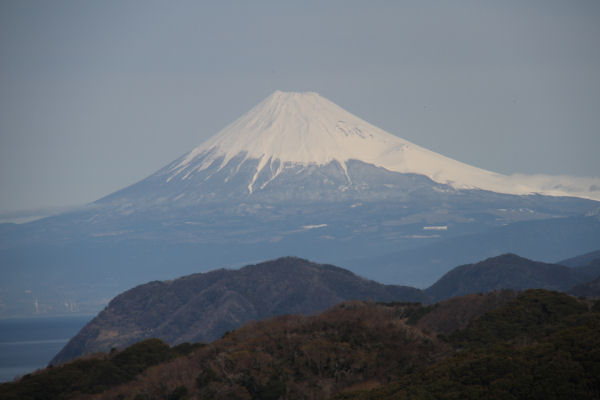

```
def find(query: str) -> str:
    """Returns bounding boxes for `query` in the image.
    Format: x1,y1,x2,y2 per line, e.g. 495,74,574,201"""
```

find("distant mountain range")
52,251,600,364
1,90,600,317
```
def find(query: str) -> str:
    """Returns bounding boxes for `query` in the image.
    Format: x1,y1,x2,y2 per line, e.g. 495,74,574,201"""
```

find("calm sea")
0,315,92,383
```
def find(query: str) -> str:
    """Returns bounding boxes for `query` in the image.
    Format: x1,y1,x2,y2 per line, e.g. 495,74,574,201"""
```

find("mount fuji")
1,91,600,317
100,90,599,207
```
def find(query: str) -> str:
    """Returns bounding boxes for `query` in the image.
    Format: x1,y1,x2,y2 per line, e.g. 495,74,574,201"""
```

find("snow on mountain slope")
166,91,600,200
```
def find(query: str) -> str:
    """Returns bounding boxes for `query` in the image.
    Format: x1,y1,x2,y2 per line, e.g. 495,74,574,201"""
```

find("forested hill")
52,257,424,364
424,253,590,302
2,290,598,400
53,252,600,365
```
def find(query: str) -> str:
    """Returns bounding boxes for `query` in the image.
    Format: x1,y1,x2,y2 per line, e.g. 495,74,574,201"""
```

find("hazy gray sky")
1,1,599,213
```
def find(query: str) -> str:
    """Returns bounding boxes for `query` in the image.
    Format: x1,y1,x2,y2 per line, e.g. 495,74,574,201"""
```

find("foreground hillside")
336,291,600,400
2,290,598,400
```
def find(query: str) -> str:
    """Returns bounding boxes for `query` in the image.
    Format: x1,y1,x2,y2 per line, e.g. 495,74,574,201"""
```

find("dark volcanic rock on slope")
52,257,424,364
424,253,587,302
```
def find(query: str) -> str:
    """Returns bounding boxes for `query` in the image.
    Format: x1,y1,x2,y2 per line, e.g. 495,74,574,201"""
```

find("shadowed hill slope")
52,257,424,364
425,253,589,302
53,252,600,365
569,275,600,298
335,290,600,400
559,249,600,267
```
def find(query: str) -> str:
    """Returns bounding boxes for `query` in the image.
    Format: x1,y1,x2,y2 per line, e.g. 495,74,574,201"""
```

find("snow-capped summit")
163,90,598,199
168,90,513,193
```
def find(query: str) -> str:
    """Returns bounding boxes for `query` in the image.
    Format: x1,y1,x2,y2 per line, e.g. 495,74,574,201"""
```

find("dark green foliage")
406,304,436,325
373,301,437,325
593,299,600,313
334,290,600,400
0,338,199,400
196,367,219,388
168,385,189,400
110,338,171,379
341,323,599,399
253,376,286,400
236,374,286,400
451,289,588,347
171,341,205,356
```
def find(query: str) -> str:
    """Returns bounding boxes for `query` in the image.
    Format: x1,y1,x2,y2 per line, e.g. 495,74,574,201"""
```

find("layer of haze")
1,1,599,214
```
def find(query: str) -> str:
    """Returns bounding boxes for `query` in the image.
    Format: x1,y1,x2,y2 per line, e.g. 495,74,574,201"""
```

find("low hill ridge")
51,257,423,364
425,253,589,302
52,252,600,365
